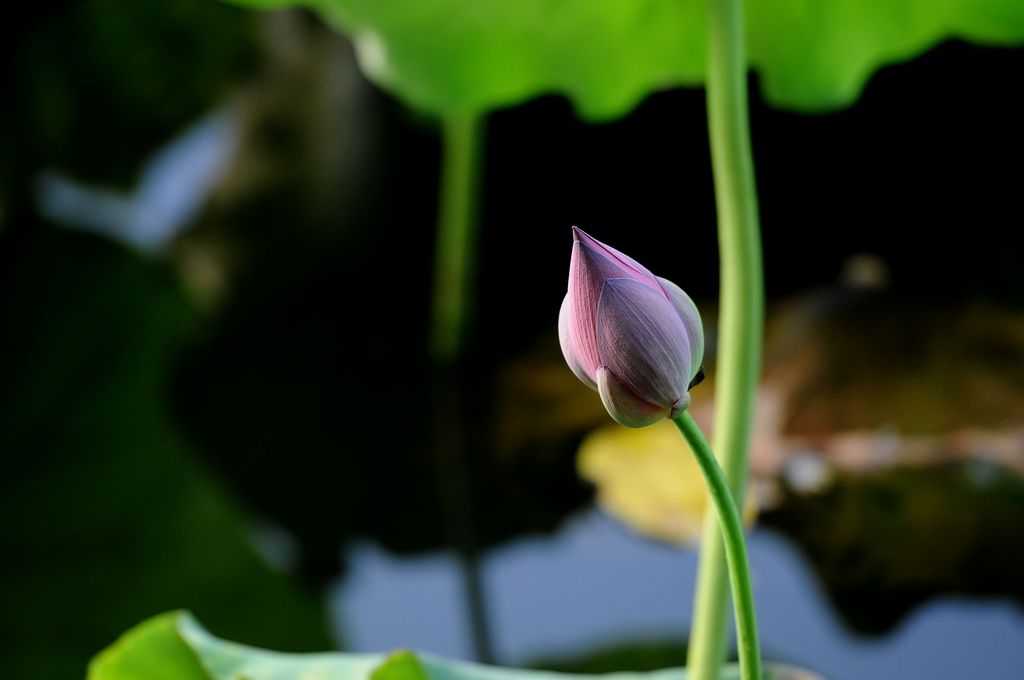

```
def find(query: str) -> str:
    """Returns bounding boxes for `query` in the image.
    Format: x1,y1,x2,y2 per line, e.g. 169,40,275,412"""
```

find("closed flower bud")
558,227,705,428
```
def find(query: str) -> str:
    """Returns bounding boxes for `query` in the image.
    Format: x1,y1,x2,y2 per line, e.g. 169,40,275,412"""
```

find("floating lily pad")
92,612,822,680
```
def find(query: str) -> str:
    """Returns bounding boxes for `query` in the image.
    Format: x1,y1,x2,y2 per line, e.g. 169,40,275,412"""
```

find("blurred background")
2,2,1024,679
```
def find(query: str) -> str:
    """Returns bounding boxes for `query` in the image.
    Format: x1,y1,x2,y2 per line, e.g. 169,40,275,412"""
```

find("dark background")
2,2,1023,678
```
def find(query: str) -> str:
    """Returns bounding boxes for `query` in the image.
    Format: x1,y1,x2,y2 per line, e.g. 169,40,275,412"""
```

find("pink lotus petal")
558,228,705,426
567,228,663,375
658,276,705,380
595,278,692,409
571,227,660,287
596,366,669,428
558,293,597,389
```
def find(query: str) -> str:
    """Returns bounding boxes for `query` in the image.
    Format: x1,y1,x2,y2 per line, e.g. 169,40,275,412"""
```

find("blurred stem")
432,114,485,362
687,0,764,678
673,413,761,680
431,113,494,663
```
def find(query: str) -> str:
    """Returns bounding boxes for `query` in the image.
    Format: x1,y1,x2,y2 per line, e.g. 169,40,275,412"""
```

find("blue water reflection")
334,508,1024,679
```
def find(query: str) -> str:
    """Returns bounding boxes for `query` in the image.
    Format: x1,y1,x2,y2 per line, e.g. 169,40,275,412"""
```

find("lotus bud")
558,227,705,428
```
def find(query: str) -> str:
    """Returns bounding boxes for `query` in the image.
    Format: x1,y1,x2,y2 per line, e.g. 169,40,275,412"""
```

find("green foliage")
88,613,209,680
179,613,379,680
225,0,1024,118
374,652,433,680
90,612,760,680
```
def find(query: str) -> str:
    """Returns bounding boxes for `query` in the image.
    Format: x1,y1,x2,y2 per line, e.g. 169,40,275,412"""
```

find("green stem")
674,413,761,680
429,113,494,664
688,0,764,677
431,113,485,363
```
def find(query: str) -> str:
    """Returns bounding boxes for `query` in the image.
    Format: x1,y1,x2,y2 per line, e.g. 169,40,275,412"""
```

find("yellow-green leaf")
87,612,208,680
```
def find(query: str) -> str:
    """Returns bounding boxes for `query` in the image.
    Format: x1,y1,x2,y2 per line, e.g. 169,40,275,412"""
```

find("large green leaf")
225,0,1024,118
92,612,385,680
94,613,812,680
87,614,210,680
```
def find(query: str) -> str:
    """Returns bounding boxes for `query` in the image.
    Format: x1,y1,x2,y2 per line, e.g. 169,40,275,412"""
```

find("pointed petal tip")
570,228,609,268
571,225,593,243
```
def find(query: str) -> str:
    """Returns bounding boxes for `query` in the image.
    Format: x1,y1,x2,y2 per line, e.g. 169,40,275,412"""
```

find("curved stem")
687,0,764,677
673,413,761,680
